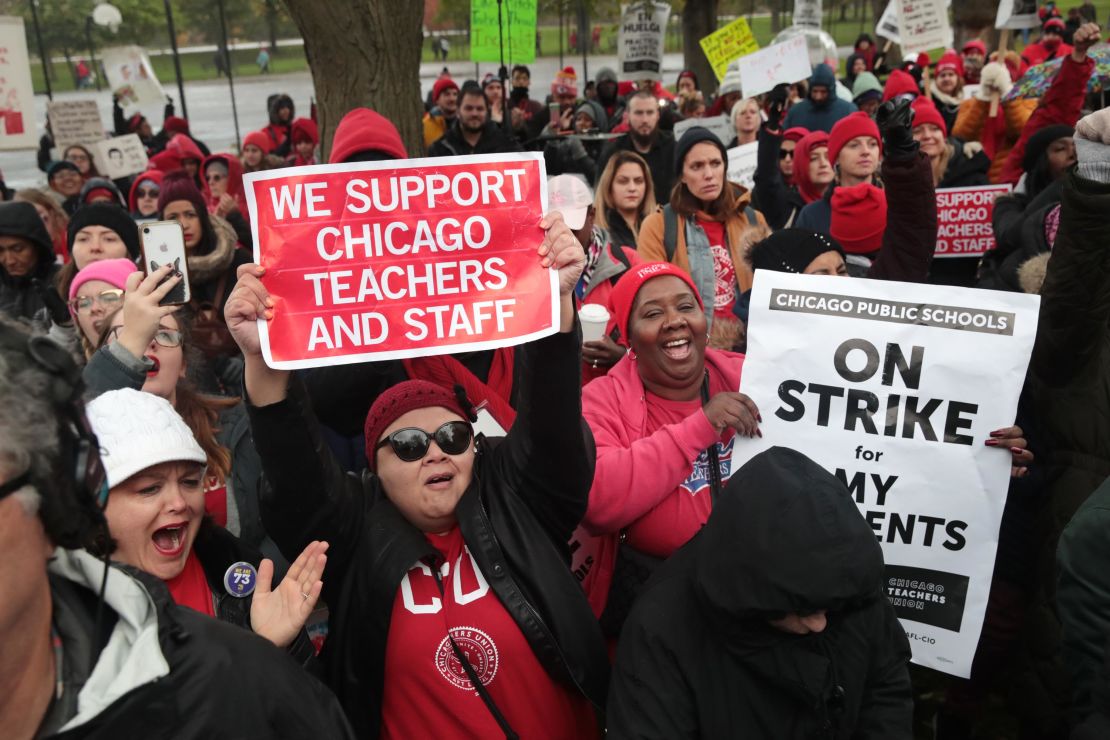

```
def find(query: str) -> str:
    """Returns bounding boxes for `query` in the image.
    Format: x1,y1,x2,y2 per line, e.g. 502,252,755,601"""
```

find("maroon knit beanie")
364,380,472,471
157,171,207,215
830,182,887,254
608,261,703,343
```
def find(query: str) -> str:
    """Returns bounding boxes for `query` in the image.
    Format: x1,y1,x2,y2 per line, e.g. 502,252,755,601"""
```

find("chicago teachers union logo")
435,626,500,690
680,437,735,498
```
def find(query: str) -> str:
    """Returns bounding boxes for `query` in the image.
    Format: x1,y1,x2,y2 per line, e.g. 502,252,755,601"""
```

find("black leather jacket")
247,327,608,737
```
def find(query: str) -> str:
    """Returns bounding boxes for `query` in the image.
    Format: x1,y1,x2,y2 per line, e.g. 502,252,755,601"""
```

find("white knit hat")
86,388,207,488
718,62,744,97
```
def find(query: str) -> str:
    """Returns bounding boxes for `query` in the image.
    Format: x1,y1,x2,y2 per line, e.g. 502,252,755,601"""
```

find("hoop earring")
627,348,637,361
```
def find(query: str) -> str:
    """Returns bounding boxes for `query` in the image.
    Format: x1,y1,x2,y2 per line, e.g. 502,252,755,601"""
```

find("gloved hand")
975,62,1013,101
963,141,984,158
563,135,588,161
1074,107,1110,182
876,98,918,161
765,84,789,131
33,278,72,327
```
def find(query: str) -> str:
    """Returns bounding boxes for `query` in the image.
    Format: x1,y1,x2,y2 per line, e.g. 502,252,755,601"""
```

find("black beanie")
748,229,846,274
675,126,730,172
1022,124,1074,174
66,203,141,260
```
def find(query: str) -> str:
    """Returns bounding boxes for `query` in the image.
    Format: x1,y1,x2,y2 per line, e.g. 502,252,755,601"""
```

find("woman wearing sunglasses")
128,170,164,222
85,387,325,665
82,265,277,559
224,214,608,738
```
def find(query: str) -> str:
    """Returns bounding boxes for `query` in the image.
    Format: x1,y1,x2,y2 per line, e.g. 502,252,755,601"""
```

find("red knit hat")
828,112,882,165
783,126,809,143
291,117,319,145
432,76,459,103
127,113,146,133
329,108,407,163
961,40,986,56
607,261,703,342
935,51,964,77
243,130,273,154
552,66,578,97
830,183,887,255
164,116,190,135
910,98,948,136
1044,17,1065,33
882,69,919,102
363,380,472,471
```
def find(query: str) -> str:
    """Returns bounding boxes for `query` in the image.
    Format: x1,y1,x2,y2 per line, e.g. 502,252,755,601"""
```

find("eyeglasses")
205,173,225,183
375,421,473,462
69,289,123,314
136,188,160,199
67,153,90,162
106,325,183,348
779,150,795,160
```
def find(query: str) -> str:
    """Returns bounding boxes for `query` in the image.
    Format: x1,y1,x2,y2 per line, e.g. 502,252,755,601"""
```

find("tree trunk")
952,0,1000,51
682,0,718,96
266,0,279,55
282,0,425,158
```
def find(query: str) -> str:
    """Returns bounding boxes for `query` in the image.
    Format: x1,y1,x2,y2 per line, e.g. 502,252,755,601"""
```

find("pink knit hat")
68,257,138,302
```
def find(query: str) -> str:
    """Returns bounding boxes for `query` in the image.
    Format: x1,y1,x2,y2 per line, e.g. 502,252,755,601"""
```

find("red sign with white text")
244,153,556,369
934,184,1012,258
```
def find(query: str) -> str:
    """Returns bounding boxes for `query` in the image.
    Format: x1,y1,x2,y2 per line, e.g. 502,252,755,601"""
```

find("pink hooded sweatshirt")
572,347,744,616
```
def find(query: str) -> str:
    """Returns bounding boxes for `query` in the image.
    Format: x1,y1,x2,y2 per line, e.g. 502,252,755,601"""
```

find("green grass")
30,3,1110,94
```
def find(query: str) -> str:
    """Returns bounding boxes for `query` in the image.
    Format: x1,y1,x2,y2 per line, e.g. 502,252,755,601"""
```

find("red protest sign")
244,153,557,369
935,184,1012,258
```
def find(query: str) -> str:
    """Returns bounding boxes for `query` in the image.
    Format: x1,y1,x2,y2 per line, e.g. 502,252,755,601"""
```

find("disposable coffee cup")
579,304,610,343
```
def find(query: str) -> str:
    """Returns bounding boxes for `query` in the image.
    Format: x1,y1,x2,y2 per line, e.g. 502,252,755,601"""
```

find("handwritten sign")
47,100,106,150
618,1,671,82
726,141,759,190
674,114,734,147
895,0,953,55
244,153,559,370
737,36,812,98
935,184,1012,258
0,16,37,150
699,17,760,82
96,134,150,179
471,0,537,64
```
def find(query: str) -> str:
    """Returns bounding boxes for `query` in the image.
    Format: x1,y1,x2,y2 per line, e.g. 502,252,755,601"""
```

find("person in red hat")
240,129,284,174
911,97,989,189
795,111,882,234
223,209,608,739
423,76,460,149
882,69,920,103
1023,16,1075,67
931,51,965,131
961,39,987,84
286,117,320,166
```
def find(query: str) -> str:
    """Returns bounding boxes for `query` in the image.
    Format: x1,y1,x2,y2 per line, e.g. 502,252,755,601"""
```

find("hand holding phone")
140,221,191,306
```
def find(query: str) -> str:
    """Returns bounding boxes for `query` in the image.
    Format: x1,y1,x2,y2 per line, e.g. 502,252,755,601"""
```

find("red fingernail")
984,439,998,446
757,413,763,422
756,429,762,438
989,430,1005,437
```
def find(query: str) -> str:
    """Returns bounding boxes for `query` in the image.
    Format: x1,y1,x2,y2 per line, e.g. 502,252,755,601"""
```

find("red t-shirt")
696,218,737,319
627,394,736,558
204,472,227,528
165,549,216,617
380,527,598,740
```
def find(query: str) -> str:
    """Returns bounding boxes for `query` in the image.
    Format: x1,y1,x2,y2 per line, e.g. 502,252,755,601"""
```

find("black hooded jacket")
0,201,59,323
427,119,522,157
608,447,913,740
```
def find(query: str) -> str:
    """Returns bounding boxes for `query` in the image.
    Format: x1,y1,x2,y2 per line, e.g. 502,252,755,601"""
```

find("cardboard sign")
0,16,37,150
995,0,1040,31
674,114,734,147
895,0,953,55
244,153,559,370
618,1,671,82
96,134,150,179
793,0,822,29
734,271,1039,677
47,100,106,149
934,185,1012,258
726,141,759,190
737,36,812,98
102,46,165,106
471,0,537,64
699,17,760,82
876,0,902,43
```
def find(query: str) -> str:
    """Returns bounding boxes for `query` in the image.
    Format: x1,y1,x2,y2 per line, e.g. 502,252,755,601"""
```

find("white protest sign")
876,0,902,43
102,45,166,106
674,114,734,147
895,0,953,55
726,141,758,190
96,134,150,179
738,36,812,98
618,1,671,82
793,0,822,29
995,0,1040,31
0,16,37,150
47,100,106,149
733,271,1039,677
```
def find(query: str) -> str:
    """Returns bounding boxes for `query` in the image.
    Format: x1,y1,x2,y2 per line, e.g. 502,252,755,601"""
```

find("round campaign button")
223,561,257,598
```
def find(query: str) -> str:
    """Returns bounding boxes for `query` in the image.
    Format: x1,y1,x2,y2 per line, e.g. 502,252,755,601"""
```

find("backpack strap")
662,204,678,263
743,205,757,225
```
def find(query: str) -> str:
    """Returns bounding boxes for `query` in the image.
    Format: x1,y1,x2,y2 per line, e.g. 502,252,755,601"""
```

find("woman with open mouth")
85,387,326,662
573,261,760,636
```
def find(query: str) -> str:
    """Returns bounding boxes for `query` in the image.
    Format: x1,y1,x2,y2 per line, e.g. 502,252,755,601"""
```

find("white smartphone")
140,220,191,306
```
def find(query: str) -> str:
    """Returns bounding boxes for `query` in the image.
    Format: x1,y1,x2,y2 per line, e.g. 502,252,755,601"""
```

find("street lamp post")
28,0,51,99
161,0,188,120
84,15,101,91
216,0,242,150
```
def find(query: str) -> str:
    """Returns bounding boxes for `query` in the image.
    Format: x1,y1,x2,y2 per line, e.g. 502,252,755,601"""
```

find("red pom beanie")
329,108,407,163
882,69,919,102
828,112,882,165
962,40,986,56
830,182,887,254
783,126,809,143
608,261,703,342
910,98,948,136
432,76,459,102
936,51,964,77
363,380,471,470
243,130,273,154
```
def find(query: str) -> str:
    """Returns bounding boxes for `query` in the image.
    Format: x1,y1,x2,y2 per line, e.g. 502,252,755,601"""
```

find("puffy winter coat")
40,548,353,739
248,328,609,737
607,447,913,739
952,97,1037,183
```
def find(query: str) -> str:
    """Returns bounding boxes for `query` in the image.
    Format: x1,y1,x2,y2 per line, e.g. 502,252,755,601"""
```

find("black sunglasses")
779,149,794,159
375,421,474,462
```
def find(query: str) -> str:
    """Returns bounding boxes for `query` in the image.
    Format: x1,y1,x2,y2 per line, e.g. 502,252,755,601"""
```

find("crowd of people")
3,3,1110,738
